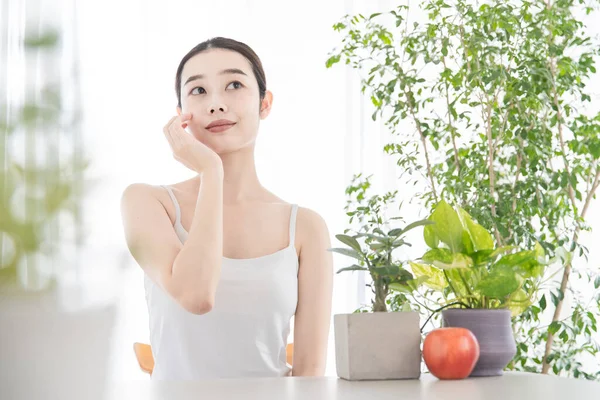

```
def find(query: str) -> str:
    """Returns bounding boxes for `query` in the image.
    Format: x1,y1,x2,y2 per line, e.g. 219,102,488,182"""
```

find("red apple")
423,327,480,380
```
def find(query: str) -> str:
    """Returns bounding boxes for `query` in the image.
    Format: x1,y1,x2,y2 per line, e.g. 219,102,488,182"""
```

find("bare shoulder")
121,183,155,203
296,206,331,255
121,183,168,206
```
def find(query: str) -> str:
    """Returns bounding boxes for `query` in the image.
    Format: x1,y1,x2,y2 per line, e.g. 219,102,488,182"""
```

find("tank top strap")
160,185,181,225
289,204,298,246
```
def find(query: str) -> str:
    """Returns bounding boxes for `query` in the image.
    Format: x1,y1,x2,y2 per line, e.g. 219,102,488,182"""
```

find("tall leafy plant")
327,0,600,379
330,174,432,312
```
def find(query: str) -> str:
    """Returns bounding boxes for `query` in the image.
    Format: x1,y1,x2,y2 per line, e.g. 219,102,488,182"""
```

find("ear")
176,106,182,116
259,91,273,119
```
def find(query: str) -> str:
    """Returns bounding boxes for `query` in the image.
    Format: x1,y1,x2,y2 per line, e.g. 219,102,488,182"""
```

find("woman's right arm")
120,168,223,315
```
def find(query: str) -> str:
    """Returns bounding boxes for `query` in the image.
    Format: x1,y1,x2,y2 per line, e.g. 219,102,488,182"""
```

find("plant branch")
407,90,439,202
484,93,504,246
442,56,461,174
542,177,599,372
420,301,471,332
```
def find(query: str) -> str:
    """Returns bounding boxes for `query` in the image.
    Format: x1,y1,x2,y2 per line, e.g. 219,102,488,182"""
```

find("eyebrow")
183,68,248,87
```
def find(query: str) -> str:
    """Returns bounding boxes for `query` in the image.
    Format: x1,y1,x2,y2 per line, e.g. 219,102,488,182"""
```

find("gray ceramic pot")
441,309,516,377
334,312,422,380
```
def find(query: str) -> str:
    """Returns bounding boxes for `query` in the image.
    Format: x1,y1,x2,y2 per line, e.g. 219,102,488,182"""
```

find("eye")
190,87,205,95
227,81,243,90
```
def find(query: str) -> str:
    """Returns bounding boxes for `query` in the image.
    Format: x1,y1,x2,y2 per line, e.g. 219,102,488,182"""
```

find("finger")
163,116,177,134
163,116,178,144
180,112,192,122
181,113,192,129
169,123,186,148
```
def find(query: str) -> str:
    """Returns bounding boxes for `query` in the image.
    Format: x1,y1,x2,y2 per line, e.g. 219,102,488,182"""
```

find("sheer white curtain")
73,0,599,380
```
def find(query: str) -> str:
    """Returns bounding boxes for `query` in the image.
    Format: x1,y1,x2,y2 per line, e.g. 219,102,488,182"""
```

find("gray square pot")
334,311,422,380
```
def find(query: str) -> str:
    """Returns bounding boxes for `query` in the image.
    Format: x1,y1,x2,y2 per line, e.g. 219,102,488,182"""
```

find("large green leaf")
457,207,494,251
409,261,447,290
476,269,519,298
424,223,440,248
426,200,465,253
495,251,544,278
461,230,475,254
432,254,473,269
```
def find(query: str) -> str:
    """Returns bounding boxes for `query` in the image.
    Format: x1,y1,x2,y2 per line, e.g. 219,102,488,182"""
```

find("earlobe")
176,106,182,116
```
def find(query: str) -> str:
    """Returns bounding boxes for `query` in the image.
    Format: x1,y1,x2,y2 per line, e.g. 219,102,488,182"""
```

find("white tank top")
143,185,299,380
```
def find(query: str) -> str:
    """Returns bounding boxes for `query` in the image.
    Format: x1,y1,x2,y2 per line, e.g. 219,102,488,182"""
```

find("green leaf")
495,251,544,278
325,54,341,68
540,294,547,311
336,265,368,274
392,219,435,237
534,242,546,259
388,228,404,237
355,233,388,243
594,275,600,289
476,269,519,298
335,234,362,252
470,250,494,265
457,207,494,251
373,265,413,280
490,246,516,258
328,247,362,261
549,321,561,335
432,254,473,269
409,261,447,290
389,282,413,294
422,248,453,263
424,223,440,248
551,290,564,307
445,269,472,297
369,243,386,251
426,200,465,253
507,288,531,317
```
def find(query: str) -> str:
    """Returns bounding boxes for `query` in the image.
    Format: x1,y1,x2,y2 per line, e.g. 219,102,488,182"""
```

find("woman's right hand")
163,113,223,175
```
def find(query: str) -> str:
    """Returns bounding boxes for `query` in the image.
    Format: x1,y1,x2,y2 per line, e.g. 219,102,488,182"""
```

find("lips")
206,119,236,129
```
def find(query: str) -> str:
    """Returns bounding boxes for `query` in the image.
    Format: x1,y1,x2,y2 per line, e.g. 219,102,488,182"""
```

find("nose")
207,102,228,115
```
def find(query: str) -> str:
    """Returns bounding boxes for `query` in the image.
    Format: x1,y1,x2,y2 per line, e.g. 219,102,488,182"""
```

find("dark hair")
175,37,267,109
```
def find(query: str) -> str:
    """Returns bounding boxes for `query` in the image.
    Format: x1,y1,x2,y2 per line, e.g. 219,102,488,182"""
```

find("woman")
120,37,333,380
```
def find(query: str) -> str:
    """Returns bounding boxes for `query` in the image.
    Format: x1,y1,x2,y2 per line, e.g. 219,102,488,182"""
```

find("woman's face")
178,48,272,154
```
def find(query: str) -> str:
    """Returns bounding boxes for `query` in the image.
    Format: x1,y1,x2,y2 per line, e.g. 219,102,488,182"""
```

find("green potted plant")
0,24,114,400
329,174,432,380
412,200,548,376
326,0,600,379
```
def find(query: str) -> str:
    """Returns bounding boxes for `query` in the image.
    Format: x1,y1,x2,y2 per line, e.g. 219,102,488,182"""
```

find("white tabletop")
109,372,600,400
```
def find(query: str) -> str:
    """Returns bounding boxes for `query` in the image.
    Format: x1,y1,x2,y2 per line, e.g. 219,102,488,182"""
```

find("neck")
195,145,263,204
